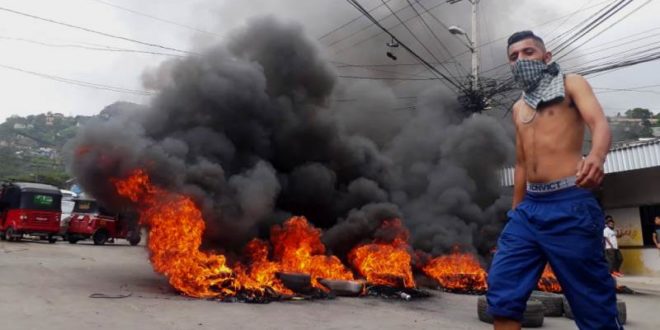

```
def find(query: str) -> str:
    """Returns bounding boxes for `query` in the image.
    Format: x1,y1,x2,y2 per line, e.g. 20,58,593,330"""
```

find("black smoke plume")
65,16,513,257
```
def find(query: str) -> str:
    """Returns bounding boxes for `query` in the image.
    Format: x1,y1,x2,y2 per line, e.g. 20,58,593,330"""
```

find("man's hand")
576,154,605,188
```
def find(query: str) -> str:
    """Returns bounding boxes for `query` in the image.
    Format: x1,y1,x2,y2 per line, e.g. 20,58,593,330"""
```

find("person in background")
653,216,660,254
603,216,623,277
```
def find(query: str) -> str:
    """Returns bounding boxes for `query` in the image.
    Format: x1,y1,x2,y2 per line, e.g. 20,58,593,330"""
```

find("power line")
87,0,222,37
337,75,439,81
332,61,437,79
0,35,184,57
378,0,463,86
594,87,660,95
546,0,618,47
408,0,469,77
317,0,395,40
330,61,451,68
0,63,154,96
345,0,464,91
333,0,448,54
552,0,632,55
556,0,654,60
324,0,408,48
545,0,598,40
0,6,197,56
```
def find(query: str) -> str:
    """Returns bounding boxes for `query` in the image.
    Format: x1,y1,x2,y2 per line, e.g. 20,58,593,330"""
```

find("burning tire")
563,297,626,324
477,296,544,327
531,290,563,317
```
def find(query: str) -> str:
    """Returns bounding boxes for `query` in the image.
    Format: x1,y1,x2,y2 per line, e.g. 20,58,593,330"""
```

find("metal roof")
500,138,660,187
5,182,62,194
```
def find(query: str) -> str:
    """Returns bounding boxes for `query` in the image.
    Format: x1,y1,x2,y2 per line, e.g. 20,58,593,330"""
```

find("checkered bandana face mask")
511,59,546,91
511,59,565,109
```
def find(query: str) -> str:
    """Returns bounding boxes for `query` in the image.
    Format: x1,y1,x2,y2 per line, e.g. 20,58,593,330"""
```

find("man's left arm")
566,74,612,188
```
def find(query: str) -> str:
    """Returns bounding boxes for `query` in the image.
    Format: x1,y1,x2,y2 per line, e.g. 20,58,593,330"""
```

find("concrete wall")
621,249,660,276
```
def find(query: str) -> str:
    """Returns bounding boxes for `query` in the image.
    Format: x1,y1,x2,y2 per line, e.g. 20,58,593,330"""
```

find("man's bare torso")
513,76,585,183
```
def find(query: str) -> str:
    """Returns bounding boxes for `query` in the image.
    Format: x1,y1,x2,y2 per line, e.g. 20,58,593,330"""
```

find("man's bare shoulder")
564,73,591,94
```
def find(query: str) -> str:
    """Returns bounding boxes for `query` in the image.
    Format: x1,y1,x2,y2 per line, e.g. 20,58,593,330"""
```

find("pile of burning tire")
477,291,627,327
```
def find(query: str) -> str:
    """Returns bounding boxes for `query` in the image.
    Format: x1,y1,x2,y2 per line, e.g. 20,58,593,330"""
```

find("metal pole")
471,0,479,89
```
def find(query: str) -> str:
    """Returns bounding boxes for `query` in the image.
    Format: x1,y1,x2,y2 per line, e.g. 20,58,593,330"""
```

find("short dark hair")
507,30,545,49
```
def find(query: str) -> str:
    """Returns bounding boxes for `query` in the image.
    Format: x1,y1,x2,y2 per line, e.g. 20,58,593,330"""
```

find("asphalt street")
0,239,656,330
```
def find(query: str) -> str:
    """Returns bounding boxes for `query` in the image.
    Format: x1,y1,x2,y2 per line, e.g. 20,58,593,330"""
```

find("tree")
624,108,653,119
640,119,654,137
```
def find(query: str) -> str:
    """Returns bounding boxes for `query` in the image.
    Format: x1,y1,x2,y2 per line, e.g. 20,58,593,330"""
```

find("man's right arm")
512,106,526,209
654,233,659,247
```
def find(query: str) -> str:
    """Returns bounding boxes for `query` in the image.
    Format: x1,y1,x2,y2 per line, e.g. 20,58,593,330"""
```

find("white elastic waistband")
527,176,577,193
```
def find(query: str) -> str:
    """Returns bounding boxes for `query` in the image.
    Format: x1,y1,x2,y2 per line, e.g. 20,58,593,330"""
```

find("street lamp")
446,0,480,90
447,26,473,49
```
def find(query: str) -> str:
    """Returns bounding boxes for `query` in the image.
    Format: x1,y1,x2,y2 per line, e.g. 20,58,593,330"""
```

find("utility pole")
447,0,479,90
448,0,487,113
470,0,479,89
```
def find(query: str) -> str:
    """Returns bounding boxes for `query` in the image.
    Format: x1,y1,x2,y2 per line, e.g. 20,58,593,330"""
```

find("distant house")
46,112,55,126
608,117,659,125
12,123,34,130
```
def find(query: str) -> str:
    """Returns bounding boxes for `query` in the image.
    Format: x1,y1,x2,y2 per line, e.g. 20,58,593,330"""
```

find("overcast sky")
0,0,658,122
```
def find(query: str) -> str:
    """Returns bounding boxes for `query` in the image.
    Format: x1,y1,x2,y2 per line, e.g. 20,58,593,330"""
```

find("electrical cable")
0,63,154,96
0,6,197,55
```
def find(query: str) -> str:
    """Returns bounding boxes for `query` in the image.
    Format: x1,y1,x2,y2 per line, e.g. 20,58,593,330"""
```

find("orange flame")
271,216,354,288
113,170,352,297
114,170,238,298
537,264,562,293
421,249,487,293
348,219,416,288
234,239,292,295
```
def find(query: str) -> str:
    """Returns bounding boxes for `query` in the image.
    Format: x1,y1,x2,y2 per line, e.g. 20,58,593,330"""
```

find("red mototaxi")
0,182,62,243
66,199,141,246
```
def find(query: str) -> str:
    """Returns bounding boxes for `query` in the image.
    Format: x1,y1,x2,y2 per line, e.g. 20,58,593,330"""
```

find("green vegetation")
609,108,659,142
0,112,93,188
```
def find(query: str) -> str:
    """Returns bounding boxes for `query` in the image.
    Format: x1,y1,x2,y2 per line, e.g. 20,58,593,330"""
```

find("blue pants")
487,187,623,329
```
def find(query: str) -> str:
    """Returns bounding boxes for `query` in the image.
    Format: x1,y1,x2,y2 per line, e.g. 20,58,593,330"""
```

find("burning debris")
537,264,562,294
67,17,515,302
365,285,431,301
422,249,488,294
111,170,434,301
270,217,354,289
348,219,416,289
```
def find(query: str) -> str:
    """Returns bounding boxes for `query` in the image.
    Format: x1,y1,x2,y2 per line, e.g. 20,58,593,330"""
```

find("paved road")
0,239,656,330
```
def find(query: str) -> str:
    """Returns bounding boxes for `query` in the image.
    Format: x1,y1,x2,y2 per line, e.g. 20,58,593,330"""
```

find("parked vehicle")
0,182,62,243
66,199,141,246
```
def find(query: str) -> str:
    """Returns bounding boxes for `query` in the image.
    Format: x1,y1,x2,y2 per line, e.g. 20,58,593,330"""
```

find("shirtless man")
486,31,622,330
